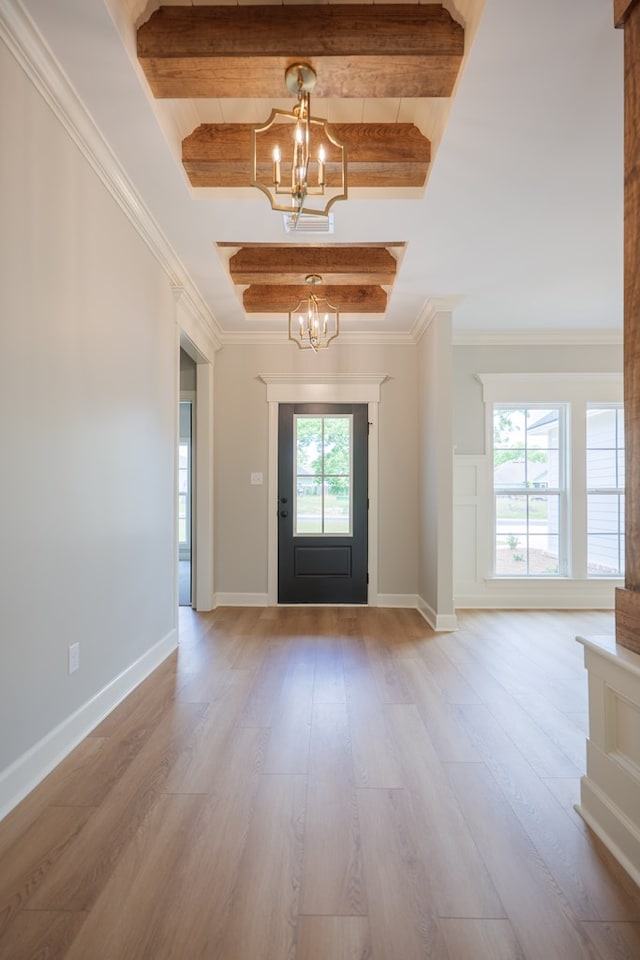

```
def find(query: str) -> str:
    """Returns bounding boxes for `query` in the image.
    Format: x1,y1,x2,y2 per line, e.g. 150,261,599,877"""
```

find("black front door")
278,403,368,603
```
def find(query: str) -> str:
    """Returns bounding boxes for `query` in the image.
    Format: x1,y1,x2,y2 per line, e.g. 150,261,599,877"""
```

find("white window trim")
477,372,623,583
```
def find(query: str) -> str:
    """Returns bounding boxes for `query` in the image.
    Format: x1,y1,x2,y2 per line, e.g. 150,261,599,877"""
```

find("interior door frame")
260,374,387,606
177,306,218,612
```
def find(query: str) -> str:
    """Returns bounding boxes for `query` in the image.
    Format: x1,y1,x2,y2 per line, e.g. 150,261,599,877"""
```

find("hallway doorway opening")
178,399,193,606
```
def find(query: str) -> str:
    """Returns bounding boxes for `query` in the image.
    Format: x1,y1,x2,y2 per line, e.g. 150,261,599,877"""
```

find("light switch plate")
251,472,263,485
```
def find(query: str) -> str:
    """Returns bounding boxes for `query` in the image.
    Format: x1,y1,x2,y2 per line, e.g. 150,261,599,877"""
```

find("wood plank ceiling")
137,4,465,316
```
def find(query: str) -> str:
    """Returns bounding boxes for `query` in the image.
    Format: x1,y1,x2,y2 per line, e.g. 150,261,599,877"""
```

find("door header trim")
259,373,388,404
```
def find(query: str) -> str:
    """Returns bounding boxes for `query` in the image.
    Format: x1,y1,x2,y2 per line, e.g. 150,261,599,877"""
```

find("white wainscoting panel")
453,454,619,609
453,455,489,605
576,635,640,888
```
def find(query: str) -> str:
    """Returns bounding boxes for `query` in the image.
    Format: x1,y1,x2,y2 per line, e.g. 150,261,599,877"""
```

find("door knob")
280,510,289,518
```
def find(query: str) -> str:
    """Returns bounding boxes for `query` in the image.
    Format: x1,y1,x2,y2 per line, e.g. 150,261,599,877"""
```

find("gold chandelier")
251,64,347,225
289,275,339,351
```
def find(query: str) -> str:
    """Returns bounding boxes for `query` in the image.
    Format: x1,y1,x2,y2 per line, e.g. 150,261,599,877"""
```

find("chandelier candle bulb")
318,145,326,186
272,146,281,185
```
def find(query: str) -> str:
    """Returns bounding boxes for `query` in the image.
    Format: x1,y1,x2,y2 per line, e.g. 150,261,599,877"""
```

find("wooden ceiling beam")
614,0,640,27
182,123,430,188
137,5,464,99
243,284,387,313
229,247,397,286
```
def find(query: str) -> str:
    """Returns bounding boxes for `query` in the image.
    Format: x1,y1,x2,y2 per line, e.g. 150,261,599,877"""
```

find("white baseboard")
214,592,270,607
417,596,458,632
376,593,419,608
455,580,618,610
0,628,177,821
213,592,461,632
577,780,640,890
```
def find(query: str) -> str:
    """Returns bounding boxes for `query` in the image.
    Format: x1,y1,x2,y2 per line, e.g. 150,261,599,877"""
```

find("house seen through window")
493,406,563,576
493,403,625,578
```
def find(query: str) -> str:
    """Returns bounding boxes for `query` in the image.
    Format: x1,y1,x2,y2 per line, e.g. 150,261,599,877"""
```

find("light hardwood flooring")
1,606,640,959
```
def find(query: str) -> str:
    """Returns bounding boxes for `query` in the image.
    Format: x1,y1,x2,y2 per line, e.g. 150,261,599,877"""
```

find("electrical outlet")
68,642,80,674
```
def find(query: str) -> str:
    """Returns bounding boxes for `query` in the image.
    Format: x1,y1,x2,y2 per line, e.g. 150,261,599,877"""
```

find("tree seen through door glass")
294,415,352,535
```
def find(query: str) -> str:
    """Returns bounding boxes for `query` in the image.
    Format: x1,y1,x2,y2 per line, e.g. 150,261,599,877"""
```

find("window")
294,414,352,535
479,373,624,584
586,405,625,576
178,440,190,547
493,406,564,576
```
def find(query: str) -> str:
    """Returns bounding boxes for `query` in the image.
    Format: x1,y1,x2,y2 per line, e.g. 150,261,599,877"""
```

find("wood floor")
1,606,640,959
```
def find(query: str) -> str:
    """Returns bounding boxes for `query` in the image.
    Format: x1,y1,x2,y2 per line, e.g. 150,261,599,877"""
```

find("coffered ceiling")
133,1,465,324
223,242,403,315
136,3,464,100
16,0,624,342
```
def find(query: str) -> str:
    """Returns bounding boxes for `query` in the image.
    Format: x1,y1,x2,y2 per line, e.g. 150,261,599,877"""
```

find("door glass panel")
296,476,322,533
294,415,352,536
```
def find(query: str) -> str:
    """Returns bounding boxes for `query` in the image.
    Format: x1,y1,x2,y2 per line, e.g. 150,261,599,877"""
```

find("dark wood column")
614,0,640,653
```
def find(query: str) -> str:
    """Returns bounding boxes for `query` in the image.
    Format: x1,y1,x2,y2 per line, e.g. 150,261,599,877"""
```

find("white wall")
213,342,419,601
453,343,623,454
0,37,178,808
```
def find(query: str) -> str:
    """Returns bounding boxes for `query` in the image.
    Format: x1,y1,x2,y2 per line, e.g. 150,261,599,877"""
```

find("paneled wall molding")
0,0,221,348
577,634,640,887
453,454,489,604
452,453,621,610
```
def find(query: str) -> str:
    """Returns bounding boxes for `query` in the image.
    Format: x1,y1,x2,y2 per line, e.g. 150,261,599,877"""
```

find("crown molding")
221,329,416,347
453,329,623,346
173,286,222,355
411,296,463,343
0,0,222,349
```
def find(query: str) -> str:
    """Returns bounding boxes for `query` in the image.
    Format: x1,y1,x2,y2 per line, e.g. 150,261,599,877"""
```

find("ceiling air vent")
283,213,335,235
